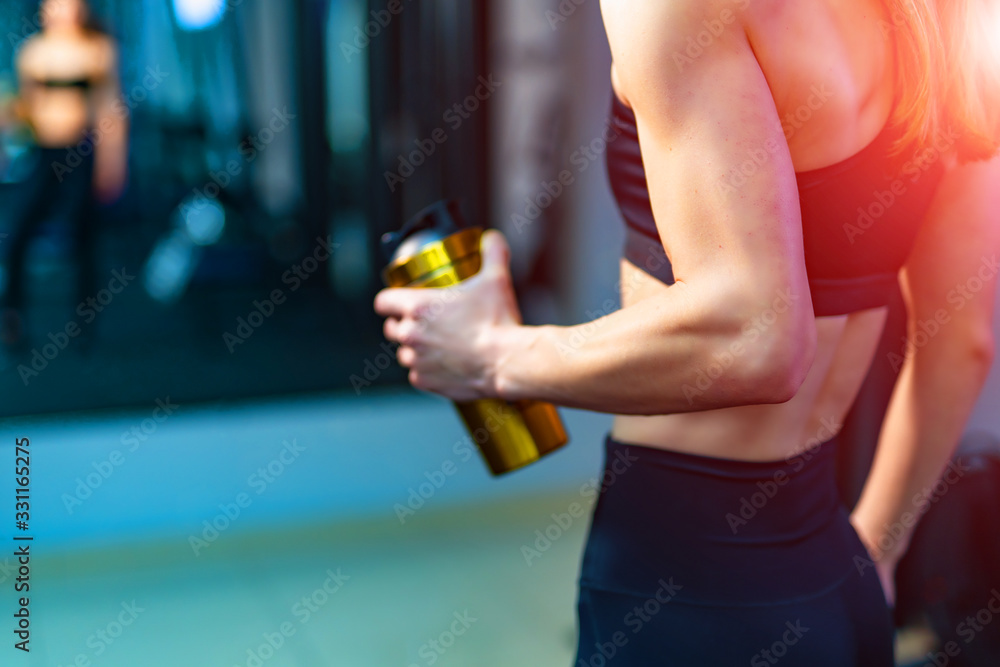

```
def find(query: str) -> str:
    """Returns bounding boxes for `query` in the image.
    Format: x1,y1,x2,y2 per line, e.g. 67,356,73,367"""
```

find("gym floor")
22,494,587,666
1,389,966,667
10,495,936,667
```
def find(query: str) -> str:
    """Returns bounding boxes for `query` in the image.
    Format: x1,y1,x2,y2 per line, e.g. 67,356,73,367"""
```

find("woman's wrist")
488,323,545,403
850,510,906,568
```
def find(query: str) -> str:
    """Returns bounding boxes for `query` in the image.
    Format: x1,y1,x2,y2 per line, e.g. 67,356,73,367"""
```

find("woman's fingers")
374,286,429,319
384,316,427,348
397,345,417,368
383,316,398,342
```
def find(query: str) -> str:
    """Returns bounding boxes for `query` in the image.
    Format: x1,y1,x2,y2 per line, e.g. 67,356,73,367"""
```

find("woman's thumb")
480,229,510,274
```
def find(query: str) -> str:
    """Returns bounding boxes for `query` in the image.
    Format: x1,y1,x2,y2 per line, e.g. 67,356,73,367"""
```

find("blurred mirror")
0,0,491,416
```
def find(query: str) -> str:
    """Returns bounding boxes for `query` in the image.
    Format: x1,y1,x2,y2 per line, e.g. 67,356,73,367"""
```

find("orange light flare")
988,3,1000,64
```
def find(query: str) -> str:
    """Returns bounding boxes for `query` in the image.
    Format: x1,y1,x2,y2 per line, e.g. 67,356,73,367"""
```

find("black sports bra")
33,76,95,90
606,91,948,317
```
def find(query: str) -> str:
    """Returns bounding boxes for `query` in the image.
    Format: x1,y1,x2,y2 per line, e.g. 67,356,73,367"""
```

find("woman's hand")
93,153,127,204
373,229,523,402
849,513,899,609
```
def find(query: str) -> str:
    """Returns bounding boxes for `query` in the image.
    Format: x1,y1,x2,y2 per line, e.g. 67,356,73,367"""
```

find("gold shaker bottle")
380,200,568,475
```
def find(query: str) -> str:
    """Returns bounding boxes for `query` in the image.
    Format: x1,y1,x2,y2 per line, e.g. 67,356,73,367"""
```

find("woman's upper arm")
95,38,121,97
901,152,1000,358
602,0,815,366
15,39,39,88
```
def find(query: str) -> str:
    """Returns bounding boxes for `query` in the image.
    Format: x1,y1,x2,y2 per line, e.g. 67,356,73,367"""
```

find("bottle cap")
379,200,468,266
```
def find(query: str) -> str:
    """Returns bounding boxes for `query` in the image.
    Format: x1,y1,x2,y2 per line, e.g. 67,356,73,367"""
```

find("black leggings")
2,145,97,312
573,433,895,666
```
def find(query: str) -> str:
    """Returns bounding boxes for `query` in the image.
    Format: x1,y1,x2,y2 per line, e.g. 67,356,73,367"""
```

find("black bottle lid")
380,200,469,266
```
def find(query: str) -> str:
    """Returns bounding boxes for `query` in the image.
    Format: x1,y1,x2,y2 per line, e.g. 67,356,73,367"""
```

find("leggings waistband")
578,432,862,605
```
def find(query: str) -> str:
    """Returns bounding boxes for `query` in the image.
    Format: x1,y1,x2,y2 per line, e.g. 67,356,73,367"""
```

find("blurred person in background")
0,0,127,348
376,0,1000,663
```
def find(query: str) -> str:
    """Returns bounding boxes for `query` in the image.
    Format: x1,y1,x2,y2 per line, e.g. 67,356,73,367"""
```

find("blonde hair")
885,0,1000,162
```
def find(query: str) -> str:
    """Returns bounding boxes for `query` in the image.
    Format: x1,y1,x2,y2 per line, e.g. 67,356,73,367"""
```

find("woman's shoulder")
14,35,48,77
65,31,118,80
604,0,755,45
17,33,115,80
602,0,751,42
603,0,755,99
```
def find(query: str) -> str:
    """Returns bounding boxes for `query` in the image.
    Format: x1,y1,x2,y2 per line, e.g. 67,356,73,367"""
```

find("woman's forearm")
93,101,128,200
850,335,994,565
493,281,814,415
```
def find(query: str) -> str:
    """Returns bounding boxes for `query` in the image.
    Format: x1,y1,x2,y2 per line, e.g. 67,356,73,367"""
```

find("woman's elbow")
742,313,818,404
915,316,996,369
955,327,996,375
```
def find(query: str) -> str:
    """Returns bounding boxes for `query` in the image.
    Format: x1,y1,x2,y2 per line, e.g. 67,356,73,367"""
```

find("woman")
1,0,126,346
375,0,1000,663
